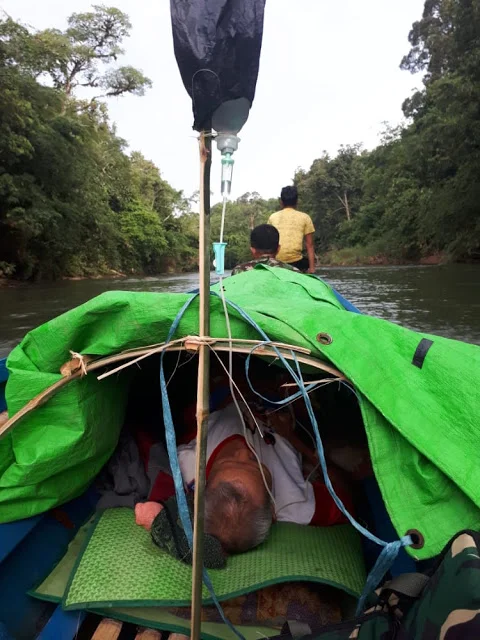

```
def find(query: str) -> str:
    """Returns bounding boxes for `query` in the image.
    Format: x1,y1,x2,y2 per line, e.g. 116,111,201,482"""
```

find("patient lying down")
135,401,366,557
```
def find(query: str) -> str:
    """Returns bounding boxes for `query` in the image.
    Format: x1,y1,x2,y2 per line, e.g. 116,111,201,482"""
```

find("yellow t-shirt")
268,208,315,263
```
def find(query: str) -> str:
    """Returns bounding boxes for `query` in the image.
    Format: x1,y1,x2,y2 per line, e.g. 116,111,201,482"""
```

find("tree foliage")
296,0,480,262
295,145,366,252
2,1,480,280
1,6,151,98
0,8,192,280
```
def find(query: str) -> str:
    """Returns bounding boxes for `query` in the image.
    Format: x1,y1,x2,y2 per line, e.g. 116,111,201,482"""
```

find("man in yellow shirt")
268,186,316,273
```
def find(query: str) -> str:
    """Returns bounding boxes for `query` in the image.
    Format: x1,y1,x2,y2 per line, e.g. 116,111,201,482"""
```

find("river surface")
1,264,479,358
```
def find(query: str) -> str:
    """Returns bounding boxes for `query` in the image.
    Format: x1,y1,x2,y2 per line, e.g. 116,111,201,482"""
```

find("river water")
1,264,479,358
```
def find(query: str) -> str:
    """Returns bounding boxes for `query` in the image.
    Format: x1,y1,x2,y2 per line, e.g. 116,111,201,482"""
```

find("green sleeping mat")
31,510,365,639
61,508,365,610
30,518,276,640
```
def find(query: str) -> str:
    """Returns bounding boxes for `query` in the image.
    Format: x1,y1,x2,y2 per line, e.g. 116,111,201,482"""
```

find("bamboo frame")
191,130,212,640
0,340,345,440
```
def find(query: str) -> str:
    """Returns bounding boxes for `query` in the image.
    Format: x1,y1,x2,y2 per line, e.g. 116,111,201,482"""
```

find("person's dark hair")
204,481,272,553
280,185,298,207
250,224,279,254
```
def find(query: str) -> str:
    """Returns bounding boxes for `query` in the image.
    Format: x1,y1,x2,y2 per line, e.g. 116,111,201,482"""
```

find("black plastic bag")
170,0,266,132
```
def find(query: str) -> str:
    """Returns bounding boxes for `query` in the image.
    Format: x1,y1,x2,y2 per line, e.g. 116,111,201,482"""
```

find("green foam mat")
63,508,366,610
30,519,280,640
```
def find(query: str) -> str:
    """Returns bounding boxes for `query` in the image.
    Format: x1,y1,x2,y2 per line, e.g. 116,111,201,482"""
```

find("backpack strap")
280,620,312,638
275,574,429,640
382,572,430,598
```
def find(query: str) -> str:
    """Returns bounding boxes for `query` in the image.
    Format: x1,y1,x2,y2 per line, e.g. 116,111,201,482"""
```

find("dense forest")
1,1,479,280
296,0,480,264
0,6,199,279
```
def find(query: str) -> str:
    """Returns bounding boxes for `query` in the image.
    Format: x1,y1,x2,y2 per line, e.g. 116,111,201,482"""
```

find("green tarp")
2,267,480,559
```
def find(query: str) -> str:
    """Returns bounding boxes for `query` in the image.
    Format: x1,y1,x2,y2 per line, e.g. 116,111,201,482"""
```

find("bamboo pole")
191,130,212,640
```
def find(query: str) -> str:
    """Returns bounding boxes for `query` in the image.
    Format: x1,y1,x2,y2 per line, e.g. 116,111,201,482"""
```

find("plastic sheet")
170,0,266,131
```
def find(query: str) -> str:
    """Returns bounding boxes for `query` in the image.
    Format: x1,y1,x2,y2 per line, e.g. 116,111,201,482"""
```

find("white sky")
2,0,425,202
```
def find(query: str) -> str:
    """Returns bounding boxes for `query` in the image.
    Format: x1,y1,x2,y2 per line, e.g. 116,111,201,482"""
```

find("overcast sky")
2,0,425,202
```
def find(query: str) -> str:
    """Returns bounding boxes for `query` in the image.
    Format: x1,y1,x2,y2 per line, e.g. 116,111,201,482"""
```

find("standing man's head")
280,185,298,209
250,224,280,259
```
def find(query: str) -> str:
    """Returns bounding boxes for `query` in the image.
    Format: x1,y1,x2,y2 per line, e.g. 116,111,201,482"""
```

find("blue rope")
210,293,412,615
159,295,245,640
160,294,198,547
356,540,409,613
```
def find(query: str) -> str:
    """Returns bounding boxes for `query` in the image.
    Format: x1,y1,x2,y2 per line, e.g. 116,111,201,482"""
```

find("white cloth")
177,403,315,524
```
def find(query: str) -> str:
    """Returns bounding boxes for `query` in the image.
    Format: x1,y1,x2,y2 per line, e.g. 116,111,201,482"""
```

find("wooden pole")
337,192,351,221
191,129,212,640
344,190,351,221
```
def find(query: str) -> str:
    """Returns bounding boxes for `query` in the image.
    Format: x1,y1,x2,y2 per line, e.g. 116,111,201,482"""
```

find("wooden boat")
1,267,479,639
0,278,364,640
2,2,480,637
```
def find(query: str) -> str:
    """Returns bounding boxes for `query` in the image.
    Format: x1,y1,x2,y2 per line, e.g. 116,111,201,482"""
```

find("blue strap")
356,539,408,614
159,295,245,640
160,294,198,547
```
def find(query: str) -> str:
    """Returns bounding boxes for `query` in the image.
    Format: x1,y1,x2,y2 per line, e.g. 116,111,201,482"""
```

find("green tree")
127,152,197,272
0,11,191,280
401,0,480,81
298,0,480,262
295,145,366,252
398,0,480,258
1,6,151,99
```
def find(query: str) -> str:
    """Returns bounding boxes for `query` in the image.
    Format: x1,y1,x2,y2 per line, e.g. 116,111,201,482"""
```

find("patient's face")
208,439,272,508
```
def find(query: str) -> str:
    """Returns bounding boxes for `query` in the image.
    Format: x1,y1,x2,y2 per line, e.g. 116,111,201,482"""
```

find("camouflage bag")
275,529,480,639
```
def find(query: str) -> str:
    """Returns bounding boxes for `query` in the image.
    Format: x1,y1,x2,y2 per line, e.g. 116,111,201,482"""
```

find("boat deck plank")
134,629,163,640
91,618,123,640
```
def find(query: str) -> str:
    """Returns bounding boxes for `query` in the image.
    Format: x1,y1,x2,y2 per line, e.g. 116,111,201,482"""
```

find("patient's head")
205,439,273,553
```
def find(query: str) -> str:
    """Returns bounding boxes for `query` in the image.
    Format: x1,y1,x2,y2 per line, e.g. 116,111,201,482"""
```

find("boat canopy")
2,267,480,560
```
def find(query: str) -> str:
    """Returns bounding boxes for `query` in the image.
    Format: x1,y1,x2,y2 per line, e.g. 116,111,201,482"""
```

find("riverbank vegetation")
1,1,479,280
0,6,197,280
296,0,480,265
